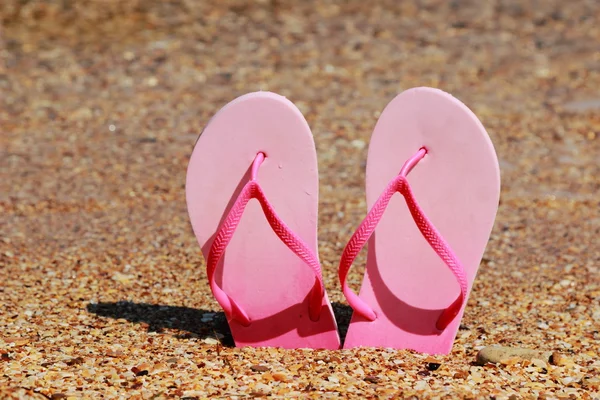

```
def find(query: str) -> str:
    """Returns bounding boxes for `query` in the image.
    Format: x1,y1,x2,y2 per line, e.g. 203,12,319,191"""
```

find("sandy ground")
1,1,599,398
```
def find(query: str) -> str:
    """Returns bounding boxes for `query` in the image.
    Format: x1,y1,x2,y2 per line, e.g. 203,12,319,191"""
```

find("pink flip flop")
339,87,500,354
186,92,340,349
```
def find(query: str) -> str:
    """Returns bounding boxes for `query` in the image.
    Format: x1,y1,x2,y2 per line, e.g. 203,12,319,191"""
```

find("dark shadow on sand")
331,302,353,344
86,301,235,346
87,300,355,347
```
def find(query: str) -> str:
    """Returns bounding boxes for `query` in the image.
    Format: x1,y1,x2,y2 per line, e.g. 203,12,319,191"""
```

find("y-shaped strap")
338,148,468,330
207,152,325,326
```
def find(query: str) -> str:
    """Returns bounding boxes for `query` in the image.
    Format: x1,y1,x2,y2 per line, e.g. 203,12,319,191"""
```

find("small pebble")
364,375,380,383
272,372,289,382
424,356,442,371
476,346,553,365
549,352,572,366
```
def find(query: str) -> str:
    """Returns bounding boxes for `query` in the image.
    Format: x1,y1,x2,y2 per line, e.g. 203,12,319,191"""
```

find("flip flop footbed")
186,92,340,349
344,87,500,354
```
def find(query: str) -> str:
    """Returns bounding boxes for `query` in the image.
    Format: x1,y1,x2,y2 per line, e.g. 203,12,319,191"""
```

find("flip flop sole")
344,87,500,354
186,92,340,349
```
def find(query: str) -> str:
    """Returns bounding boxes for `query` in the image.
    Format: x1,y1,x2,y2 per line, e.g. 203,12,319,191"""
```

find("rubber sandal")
186,92,340,349
339,87,500,354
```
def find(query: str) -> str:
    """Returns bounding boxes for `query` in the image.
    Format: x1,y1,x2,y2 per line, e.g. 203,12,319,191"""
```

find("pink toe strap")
207,153,325,326
338,148,468,331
